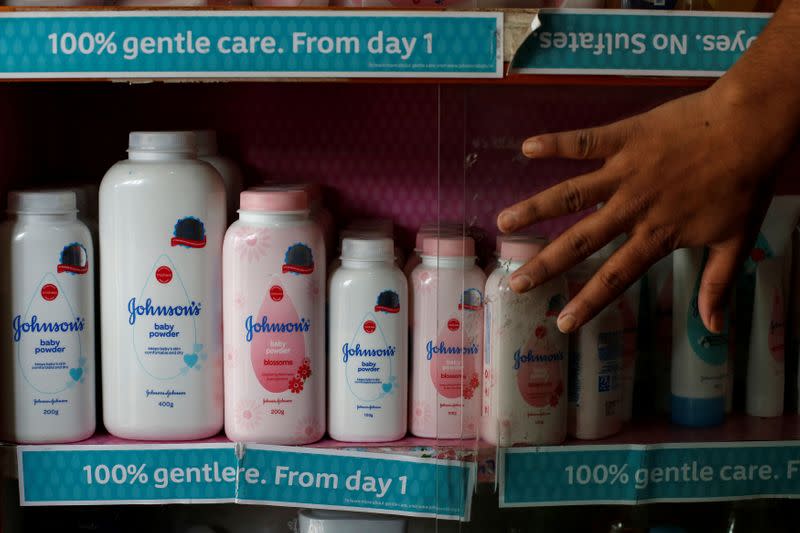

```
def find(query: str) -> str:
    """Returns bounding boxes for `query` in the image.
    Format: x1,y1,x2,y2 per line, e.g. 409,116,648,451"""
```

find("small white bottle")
100,131,225,441
567,258,623,440
223,188,326,445
0,190,95,443
194,130,244,226
483,239,568,446
328,237,408,442
409,236,485,439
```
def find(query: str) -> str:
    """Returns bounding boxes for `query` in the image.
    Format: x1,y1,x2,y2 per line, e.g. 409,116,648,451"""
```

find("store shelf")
497,415,800,508
7,433,476,519
0,7,767,84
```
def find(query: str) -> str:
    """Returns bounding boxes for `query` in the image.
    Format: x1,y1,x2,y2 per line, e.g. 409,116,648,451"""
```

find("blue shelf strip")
500,441,800,507
17,442,475,520
0,10,502,79
511,9,770,77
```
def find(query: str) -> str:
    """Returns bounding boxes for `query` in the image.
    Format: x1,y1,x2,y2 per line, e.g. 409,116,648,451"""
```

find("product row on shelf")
0,0,780,11
1,129,798,451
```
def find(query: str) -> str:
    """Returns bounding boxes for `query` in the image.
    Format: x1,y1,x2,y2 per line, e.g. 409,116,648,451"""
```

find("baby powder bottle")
100,131,225,441
0,190,95,443
194,130,244,227
410,236,485,439
223,188,326,444
482,239,568,446
328,237,408,442
567,258,624,440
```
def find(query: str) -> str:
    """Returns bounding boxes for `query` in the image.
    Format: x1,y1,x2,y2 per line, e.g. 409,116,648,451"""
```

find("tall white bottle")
482,239,568,446
328,237,408,442
223,188,326,444
100,132,225,441
0,190,96,443
409,236,485,439
194,130,244,226
567,258,623,440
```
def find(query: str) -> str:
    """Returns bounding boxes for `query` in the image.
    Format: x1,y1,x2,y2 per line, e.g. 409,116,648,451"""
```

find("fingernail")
708,310,724,334
523,139,543,156
557,313,577,333
497,211,517,232
510,274,532,292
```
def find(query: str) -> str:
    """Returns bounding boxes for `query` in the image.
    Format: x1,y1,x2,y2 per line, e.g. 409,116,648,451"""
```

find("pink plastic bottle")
409,236,485,439
223,188,326,444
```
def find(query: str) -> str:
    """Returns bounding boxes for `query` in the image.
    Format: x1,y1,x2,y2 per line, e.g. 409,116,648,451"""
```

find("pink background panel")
1,82,798,265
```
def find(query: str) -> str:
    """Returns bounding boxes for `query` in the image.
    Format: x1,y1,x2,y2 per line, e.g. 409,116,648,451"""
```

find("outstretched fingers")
507,204,628,295
497,171,619,234
522,122,630,161
556,224,674,333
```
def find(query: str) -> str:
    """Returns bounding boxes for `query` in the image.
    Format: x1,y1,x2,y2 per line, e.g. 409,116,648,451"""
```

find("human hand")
497,81,795,334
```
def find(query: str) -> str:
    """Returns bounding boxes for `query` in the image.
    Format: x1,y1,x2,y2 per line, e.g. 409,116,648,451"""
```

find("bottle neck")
128,150,196,162
12,212,77,223
421,255,476,268
502,259,526,273
341,258,393,269
238,210,309,224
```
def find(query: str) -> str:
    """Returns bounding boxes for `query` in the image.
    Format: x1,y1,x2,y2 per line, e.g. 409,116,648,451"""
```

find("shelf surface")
7,416,800,511
498,415,800,508
8,433,476,519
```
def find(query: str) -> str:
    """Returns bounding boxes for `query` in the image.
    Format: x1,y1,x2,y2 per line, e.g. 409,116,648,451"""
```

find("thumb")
698,239,748,334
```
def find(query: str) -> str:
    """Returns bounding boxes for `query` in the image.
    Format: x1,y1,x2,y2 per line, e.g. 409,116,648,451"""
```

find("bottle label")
769,286,785,363
428,288,483,400
687,250,728,366
597,330,622,389
514,328,565,409
247,276,313,395
128,254,206,381
341,292,399,404
14,273,88,397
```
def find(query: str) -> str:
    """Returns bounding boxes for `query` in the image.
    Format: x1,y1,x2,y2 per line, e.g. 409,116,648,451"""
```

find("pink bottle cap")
422,236,475,257
240,188,308,212
501,239,546,262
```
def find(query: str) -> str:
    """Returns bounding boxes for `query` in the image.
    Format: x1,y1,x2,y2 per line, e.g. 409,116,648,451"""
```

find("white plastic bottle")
328,237,408,442
671,247,728,427
0,190,95,443
194,130,244,226
567,258,623,440
482,239,568,446
223,188,326,444
100,132,225,441
746,256,786,417
409,236,485,439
